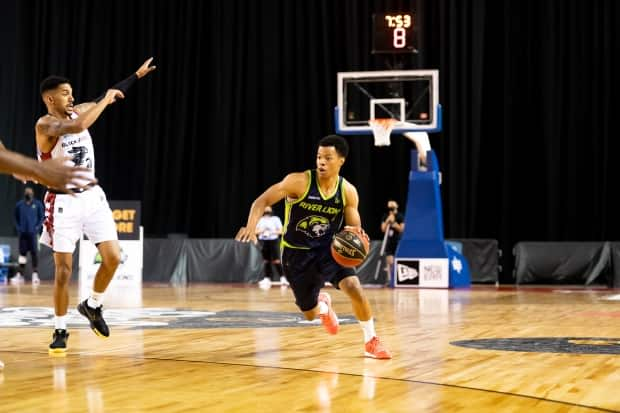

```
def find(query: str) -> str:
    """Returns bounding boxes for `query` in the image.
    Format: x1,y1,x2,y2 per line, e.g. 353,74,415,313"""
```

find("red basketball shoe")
364,336,392,359
318,292,339,335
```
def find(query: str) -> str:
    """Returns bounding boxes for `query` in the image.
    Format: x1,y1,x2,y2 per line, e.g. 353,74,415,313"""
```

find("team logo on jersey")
298,201,341,216
67,146,89,166
296,215,330,238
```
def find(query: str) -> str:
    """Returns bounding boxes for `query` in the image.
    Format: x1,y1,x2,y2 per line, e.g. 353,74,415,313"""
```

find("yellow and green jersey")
282,170,346,250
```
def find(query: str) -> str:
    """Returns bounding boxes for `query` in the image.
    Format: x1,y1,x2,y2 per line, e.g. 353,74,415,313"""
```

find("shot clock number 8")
372,13,417,54
385,14,411,49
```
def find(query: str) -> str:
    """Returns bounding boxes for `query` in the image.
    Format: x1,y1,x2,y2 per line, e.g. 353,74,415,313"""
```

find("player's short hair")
319,134,349,158
40,76,71,95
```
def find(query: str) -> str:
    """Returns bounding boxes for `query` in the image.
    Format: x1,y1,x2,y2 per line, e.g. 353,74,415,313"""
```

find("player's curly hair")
318,134,349,158
40,76,71,95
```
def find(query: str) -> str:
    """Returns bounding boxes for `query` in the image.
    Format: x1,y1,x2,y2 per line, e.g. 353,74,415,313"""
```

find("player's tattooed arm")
36,89,124,139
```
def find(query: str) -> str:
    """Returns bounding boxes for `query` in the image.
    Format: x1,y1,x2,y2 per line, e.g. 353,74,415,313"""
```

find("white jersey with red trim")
38,112,96,189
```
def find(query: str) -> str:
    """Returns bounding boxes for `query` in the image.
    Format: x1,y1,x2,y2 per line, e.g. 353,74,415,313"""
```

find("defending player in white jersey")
35,57,156,354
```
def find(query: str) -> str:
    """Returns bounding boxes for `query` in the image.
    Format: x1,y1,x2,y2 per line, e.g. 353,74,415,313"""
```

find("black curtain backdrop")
1,1,618,279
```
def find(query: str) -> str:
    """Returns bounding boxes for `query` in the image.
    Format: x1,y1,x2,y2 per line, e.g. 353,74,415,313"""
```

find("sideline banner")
111,201,141,240
78,201,143,305
394,258,449,288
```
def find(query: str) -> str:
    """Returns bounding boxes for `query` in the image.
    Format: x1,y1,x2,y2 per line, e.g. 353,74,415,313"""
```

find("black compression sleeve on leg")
264,262,273,279
93,73,139,102
275,263,284,276
31,250,38,269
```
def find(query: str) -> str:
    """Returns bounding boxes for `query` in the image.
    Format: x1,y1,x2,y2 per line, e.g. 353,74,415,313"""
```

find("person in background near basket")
380,200,405,286
12,186,45,285
255,206,288,289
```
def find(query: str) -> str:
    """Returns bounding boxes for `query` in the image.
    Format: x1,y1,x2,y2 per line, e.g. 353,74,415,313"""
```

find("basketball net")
369,118,400,147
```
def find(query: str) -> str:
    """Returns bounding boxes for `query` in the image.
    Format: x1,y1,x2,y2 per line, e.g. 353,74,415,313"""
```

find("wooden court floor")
2,282,620,412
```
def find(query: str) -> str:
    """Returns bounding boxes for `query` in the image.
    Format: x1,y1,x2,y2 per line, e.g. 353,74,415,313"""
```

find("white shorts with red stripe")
41,185,118,253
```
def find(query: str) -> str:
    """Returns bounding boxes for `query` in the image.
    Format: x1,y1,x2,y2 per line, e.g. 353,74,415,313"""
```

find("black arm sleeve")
93,73,138,103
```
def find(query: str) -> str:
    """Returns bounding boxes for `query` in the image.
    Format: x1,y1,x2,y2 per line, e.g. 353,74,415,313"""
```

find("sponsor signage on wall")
78,201,143,304
394,258,449,288
111,201,141,240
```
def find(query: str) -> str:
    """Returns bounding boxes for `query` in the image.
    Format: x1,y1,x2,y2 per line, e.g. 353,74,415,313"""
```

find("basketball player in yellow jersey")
36,58,156,354
236,135,391,359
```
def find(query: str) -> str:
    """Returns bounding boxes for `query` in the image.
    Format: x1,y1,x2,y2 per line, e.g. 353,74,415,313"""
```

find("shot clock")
372,12,417,54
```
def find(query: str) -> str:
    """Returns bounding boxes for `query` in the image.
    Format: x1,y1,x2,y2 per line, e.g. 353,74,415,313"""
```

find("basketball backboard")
334,70,441,134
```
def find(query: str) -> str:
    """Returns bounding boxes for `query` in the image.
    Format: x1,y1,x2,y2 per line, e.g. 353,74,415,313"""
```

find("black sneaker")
49,329,69,355
77,300,110,338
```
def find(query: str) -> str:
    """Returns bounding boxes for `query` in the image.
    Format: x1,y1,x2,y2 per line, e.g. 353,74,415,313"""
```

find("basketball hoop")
369,118,400,147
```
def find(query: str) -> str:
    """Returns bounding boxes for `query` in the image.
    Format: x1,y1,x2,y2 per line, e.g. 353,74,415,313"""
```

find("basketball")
331,228,369,267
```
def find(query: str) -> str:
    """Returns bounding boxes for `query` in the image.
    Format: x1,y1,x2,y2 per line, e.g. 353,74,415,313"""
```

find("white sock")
55,315,67,330
87,291,104,308
318,301,328,315
359,318,376,343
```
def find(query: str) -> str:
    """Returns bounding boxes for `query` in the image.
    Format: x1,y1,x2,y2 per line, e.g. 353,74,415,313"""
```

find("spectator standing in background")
380,200,405,286
256,206,288,288
13,186,45,285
